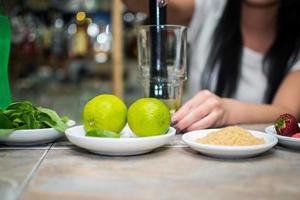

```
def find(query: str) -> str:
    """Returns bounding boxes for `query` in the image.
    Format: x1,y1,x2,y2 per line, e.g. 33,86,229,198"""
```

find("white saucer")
65,125,176,156
182,129,278,159
0,120,75,146
265,124,300,150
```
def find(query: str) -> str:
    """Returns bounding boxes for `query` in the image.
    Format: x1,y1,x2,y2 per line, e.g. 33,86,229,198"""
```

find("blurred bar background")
2,0,149,122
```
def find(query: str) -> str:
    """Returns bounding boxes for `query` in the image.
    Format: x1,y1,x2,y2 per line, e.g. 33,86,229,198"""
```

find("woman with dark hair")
123,0,300,131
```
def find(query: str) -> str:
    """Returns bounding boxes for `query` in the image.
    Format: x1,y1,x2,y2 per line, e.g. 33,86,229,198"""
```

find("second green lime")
127,98,171,137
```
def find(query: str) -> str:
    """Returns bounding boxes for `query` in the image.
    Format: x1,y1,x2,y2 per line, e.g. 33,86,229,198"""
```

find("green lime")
127,98,171,137
83,94,127,133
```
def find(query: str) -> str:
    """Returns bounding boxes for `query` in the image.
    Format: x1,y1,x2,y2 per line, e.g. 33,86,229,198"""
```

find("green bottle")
0,3,11,109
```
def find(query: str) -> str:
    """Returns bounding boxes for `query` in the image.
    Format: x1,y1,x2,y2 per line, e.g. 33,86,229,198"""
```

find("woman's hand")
172,90,229,132
171,71,300,131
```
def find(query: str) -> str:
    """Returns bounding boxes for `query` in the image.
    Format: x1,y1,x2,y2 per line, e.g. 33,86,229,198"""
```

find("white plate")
65,125,176,156
182,129,278,159
0,120,75,146
265,124,300,150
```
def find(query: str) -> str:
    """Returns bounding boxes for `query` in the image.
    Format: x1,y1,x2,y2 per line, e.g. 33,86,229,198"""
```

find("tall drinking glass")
137,25,187,114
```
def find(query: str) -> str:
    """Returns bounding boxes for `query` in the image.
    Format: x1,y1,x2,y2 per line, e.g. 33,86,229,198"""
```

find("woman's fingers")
172,90,212,124
186,110,221,131
174,97,218,131
171,90,226,132
171,100,193,125
188,113,217,130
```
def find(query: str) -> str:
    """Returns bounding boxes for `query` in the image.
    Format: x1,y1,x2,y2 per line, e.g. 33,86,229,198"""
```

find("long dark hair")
201,0,300,103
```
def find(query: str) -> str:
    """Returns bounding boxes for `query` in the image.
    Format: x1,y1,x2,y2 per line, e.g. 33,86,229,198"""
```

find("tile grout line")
0,143,52,150
15,143,54,200
0,147,50,150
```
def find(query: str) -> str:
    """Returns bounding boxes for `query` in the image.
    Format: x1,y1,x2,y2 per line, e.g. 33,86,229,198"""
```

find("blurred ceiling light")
76,11,86,22
97,32,108,44
95,52,108,63
85,0,96,10
105,25,111,34
87,23,99,37
55,19,64,29
86,18,93,24
93,42,101,51
136,12,147,22
100,43,111,52
68,24,77,34
93,42,111,52
123,12,135,23
28,33,36,42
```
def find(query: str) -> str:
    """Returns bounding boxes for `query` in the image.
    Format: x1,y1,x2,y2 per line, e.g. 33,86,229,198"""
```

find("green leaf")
1,101,69,132
6,101,34,111
37,107,61,122
37,107,68,132
37,113,53,128
29,112,41,129
12,117,25,128
0,129,15,137
0,110,13,129
23,113,32,128
62,116,70,123
4,101,37,129
86,129,120,138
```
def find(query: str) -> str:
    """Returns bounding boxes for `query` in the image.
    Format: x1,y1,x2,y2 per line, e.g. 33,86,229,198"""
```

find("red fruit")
292,133,300,138
275,113,300,137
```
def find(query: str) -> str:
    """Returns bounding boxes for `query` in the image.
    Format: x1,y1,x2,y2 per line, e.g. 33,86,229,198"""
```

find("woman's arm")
172,70,300,132
227,70,300,124
122,0,195,25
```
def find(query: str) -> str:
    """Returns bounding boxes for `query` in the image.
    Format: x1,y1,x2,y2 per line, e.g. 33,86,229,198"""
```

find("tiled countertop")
1,124,300,200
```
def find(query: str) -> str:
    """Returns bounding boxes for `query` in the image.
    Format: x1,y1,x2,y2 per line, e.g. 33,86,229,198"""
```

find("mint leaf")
0,129,15,137
6,101,34,111
62,116,70,123
37,107,68,132
0,109,13,129
86,129,120,138
1,101,70,134
4,101,37,129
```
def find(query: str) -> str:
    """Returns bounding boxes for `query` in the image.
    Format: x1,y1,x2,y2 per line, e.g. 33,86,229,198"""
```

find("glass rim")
137,24,187,31
138,76,187,81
